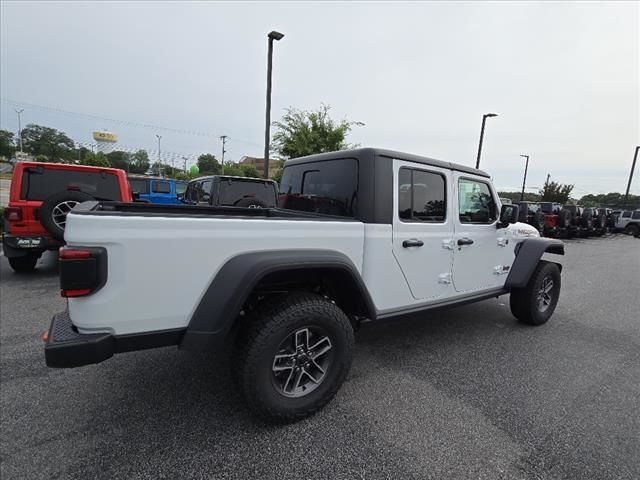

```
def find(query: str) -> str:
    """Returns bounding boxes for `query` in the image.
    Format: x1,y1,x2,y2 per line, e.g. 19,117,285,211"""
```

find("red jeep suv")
2,162,132,272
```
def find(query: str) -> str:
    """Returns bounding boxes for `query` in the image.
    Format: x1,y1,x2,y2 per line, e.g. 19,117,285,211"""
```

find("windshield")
21,168,121,201
278,158,358,217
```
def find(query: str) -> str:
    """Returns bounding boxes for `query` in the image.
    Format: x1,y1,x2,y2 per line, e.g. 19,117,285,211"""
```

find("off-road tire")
8,254,38,273
40,190,95,241
533,211,544,232
234,292,354,423
234,198,268,208
510,260,561,326
625,223,639,236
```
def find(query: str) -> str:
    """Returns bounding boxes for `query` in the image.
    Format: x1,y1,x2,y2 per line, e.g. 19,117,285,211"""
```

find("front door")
391,160,454,300
451,173,512,292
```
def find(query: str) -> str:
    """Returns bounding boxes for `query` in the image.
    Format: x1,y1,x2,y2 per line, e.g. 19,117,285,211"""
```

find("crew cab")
3,161,132,272
182,175,278,208
127,176,187,205
44,148,564,423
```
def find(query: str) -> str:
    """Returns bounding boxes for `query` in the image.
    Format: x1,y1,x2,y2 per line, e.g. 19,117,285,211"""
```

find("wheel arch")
505,238,564,289
180,250,375,353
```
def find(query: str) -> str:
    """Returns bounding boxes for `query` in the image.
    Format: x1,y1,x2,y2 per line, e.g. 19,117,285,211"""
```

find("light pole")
220,135,227,175
623,146,640,209
15,108,24,153
520,154,530,201
156,134,162,177
475,113,497,169
264,30,284,179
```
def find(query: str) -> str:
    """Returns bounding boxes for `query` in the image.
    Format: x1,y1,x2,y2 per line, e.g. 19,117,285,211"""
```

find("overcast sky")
1,1,638,196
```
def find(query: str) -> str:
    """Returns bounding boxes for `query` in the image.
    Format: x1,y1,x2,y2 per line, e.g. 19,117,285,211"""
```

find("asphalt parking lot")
1,235,639,479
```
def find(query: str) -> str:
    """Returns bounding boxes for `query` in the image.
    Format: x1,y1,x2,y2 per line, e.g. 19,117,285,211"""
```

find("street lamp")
15,108,24,153
264,30,285,179
520,154,530,201
623,146,640,209
475,113,498,169
156,134,162,177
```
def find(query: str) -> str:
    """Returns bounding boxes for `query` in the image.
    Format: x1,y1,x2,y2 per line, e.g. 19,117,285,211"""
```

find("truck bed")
73,201,356,222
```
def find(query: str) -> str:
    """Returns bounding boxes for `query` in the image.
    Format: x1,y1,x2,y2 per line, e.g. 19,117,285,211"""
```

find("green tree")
497,191,541,202
130,150,150,174
82,152,111,168
0,130,16,159
106,150,132,171
222,163,244,177
239,164,260,178
272,104,364,159
21,124,75,162
579,192,640,209
197,154,221,175
271,159,285,183
539,177,574,203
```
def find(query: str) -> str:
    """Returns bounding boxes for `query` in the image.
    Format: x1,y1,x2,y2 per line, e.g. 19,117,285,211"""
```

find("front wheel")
625,224,639,236
510,261,561,326
8,254,39,273
234,292,354,423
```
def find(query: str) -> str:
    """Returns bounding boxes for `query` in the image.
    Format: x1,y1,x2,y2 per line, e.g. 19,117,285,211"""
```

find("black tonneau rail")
71,201,359,222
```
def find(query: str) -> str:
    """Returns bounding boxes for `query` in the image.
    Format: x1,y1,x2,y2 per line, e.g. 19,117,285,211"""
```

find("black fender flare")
180,250,375,352
505,237,564,289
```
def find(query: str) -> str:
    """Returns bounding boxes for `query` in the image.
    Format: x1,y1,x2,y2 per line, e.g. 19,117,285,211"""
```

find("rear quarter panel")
63,213,365,335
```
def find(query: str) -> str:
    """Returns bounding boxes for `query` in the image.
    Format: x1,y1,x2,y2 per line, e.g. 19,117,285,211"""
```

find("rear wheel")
510,261,561,326
8,254,38,273
625,224,639,236
234,292,354,423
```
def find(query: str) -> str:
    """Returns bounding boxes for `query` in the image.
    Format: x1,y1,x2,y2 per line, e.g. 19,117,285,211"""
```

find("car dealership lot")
1,235,639,479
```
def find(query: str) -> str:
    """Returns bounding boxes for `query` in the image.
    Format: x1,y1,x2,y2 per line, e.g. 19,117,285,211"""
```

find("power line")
0,98,263,148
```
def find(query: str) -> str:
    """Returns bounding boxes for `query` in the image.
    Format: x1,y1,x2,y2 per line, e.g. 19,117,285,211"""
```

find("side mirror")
201,193,211,203
132,191,141,200
176,192,185,201
498,204,519,228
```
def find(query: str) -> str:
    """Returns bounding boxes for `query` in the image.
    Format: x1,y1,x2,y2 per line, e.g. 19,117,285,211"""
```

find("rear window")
152,181,171,194
278,158,358,217
129,178,149,194
219,179,277,207
21,167,121,201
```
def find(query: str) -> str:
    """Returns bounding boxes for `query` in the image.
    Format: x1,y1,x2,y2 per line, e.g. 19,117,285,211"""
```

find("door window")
398,168,446,222
632,211,640,220
458,178,497,224
198,180,213,203
622,211,632,218
128,178,149,194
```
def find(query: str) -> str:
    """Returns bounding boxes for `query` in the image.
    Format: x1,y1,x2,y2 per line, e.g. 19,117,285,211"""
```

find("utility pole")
156,134,162,177
15,108,24,153
520,155,530,201
623,146,640,209
220,135,227,175
264,30,285,179
182,156,188,173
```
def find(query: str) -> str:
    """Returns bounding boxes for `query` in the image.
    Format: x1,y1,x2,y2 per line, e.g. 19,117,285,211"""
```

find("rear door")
391,160,454,300
451,173,512,292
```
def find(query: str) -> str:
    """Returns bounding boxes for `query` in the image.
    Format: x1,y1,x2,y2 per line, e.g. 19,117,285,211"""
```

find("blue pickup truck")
127,176,187,205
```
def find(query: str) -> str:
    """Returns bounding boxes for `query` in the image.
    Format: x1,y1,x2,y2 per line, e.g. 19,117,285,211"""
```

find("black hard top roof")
284,147,490,178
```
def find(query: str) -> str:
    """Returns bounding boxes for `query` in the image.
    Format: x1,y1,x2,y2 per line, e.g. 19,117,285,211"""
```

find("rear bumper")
45,310,185,368
2,234,60,257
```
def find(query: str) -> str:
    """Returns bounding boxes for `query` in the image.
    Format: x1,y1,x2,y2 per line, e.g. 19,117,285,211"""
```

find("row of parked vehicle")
504,200,640,238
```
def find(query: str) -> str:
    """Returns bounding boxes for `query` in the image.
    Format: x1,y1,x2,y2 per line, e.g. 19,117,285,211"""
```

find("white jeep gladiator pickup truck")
45,148,564,422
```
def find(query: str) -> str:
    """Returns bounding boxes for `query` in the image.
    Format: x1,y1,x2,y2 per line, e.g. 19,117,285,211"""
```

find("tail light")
4,207,22,221
59,247,107,298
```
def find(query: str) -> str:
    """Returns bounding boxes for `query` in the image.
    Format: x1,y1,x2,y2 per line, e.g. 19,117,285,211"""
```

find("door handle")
457,237,474,246
403,239,424,248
